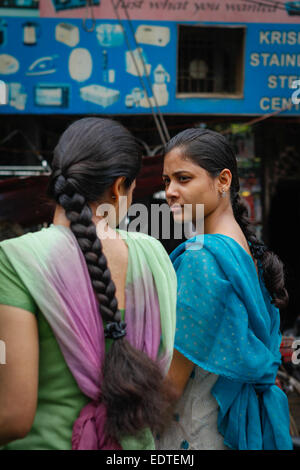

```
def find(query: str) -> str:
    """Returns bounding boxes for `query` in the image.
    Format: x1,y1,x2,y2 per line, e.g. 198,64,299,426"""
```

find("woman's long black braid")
165,128,288,310
231,190,288,309
53,174,122,327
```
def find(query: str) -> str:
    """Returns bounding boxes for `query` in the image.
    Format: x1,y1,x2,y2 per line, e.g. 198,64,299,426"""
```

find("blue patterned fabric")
171,234,293,450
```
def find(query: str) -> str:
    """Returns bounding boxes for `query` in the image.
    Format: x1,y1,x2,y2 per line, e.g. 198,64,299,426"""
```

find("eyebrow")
162,170,192,177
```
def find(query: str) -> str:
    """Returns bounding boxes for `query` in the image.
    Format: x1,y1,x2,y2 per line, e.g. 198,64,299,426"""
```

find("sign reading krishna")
0,0,299,115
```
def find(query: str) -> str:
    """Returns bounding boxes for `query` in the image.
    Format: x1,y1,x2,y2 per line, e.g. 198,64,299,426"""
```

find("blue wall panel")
0,18,299,115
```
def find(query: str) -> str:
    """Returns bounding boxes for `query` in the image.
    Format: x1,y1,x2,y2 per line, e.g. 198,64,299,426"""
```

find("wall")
0,0,299,115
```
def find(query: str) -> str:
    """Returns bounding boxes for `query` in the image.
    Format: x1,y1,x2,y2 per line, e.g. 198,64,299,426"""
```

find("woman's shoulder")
117,230,176,279
0,225,65,247
117,229,168,253
170,235,223,265
171,233,249,264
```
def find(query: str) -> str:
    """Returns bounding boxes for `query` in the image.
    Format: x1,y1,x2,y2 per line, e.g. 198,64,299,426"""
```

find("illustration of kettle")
22,22,41,46
0,20,7,47
154,64,170,84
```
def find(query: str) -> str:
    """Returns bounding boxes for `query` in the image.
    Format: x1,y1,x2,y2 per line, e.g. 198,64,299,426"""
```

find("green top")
0,226,177,451
0,249,146,450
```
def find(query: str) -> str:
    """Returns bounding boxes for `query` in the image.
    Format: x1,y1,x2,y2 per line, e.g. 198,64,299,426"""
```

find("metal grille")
177,26,245,95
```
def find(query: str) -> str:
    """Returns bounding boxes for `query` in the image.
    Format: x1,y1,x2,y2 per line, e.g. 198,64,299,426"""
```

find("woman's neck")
52,205,120,240
204,203,238,235
53,205,70,228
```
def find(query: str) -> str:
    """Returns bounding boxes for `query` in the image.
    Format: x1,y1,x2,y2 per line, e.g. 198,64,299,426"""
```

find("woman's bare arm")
0,305,39,446
167,349,195,400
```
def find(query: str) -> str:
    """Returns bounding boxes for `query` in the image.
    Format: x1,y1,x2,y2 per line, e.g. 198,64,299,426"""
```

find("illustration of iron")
26,55,58,76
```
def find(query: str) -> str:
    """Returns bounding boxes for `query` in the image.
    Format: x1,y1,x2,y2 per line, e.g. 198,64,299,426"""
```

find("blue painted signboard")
0,18,299,115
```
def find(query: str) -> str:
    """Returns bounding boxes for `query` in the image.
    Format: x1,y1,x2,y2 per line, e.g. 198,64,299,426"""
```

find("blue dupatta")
171,234,293,450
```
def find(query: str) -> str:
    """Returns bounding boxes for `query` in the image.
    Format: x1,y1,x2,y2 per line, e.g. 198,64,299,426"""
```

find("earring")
221,189,226,198
112,195,116,200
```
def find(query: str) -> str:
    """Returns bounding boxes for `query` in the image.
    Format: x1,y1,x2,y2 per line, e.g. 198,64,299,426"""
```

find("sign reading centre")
249,27,300,113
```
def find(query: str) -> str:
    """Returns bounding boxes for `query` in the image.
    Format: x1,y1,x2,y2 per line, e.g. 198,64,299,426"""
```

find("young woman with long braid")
157,128,293,450
0,117,177,450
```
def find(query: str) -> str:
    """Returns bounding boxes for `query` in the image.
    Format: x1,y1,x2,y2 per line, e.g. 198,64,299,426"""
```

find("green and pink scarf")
1,224,176,450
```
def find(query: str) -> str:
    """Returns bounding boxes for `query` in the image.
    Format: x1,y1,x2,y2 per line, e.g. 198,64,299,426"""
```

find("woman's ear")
110,176,126,202
218,169,232,193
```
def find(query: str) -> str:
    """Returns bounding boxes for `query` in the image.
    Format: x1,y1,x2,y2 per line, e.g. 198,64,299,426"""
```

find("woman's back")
0,224,176,450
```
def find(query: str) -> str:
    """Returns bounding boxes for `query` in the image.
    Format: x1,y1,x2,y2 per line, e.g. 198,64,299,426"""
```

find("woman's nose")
166,181,179,199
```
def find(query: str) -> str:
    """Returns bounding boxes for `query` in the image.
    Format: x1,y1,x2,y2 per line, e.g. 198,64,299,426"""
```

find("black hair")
48,117,173,440
165,128,288,310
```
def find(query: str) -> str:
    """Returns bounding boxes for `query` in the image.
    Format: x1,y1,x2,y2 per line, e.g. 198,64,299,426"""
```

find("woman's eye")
178,176,190,182
163,179,170,186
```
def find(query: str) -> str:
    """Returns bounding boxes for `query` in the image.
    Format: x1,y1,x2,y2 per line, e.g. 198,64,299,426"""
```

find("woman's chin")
171,212,184,223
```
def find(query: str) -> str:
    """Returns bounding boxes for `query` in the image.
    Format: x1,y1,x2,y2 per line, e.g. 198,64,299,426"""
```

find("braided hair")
165,128,288,310
48,118,172,440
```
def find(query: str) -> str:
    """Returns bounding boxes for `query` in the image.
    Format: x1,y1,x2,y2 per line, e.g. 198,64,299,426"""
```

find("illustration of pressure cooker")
22,22,41,46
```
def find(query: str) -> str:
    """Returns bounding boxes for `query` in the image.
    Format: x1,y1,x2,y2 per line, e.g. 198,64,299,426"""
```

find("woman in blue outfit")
156,128,293,450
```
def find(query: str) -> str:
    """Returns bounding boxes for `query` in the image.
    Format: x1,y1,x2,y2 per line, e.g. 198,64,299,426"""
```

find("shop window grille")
177,26,245,97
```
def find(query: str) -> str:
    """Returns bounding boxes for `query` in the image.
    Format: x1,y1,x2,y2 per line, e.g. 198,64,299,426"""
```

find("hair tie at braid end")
104,321,127,340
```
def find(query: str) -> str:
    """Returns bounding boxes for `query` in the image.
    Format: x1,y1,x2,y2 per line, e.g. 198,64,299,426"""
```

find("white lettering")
269,53,280,66
292,340,300,365
260,97,270,111
268,75,277,89
0,340,6,365
250,53,300,67
271,31,281,45
261,53,270,66
260,96,298,111
250,53,260,66
106,455,141,467
291,80,300,105
259,31,270,44
259,30,300,45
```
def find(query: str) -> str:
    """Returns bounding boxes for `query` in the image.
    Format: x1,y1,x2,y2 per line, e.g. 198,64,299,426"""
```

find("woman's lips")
170,204,183,214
